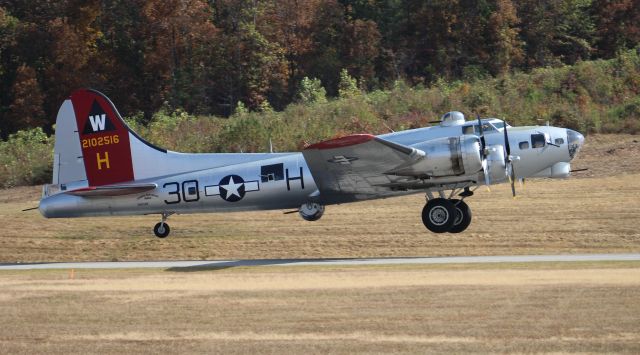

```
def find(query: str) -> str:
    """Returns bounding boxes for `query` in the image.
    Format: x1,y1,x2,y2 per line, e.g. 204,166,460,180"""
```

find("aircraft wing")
302,134,425,200
66,183,158,197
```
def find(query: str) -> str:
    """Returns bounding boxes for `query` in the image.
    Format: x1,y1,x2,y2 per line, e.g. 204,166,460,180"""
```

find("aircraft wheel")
448,199,472,233
299,202,325,221
154,222,170,238
421,198,456,233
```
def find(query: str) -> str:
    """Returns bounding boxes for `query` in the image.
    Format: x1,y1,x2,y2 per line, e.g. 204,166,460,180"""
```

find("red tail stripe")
71,89,135,186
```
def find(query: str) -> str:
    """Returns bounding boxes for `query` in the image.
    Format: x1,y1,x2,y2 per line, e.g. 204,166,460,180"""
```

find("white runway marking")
0,254,639,271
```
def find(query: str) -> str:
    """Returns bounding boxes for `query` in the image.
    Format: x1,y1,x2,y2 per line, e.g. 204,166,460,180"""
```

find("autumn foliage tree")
0,0,638,137
7,64,44,131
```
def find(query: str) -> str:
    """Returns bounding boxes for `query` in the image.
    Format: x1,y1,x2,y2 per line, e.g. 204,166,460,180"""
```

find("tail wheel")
421,198,456,233
154,222,170,238
448,199,472,233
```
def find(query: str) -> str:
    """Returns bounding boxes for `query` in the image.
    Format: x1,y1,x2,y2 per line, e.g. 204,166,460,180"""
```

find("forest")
1,0,639,136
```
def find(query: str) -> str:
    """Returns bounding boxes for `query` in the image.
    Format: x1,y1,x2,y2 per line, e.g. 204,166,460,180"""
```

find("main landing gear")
153,212,173,238
421,189,473,234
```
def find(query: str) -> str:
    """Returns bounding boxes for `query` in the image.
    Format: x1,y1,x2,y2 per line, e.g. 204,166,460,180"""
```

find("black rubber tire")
448,199,472,233
421,198,456,233
154,222,170,238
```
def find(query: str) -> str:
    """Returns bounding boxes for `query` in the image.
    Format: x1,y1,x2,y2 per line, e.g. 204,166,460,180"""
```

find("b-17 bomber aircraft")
38,89,585,237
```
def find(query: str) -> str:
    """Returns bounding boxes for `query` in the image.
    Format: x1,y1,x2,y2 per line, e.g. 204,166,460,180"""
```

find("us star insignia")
327,155,358,165
204,175,260,202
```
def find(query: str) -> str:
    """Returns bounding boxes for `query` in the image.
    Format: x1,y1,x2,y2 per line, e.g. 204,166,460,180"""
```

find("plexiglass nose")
567,129,584,160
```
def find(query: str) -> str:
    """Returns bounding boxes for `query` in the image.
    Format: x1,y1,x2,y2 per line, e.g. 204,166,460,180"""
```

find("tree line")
0,0,638,137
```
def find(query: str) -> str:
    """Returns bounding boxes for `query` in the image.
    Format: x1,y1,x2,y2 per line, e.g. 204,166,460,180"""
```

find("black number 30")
163,182,181,204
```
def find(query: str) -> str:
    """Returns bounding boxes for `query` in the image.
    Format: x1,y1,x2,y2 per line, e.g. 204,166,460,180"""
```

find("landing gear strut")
153,212,173,238
421,188,474,234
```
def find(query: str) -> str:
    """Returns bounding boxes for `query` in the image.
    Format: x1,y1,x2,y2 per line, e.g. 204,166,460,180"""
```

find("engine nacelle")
394,136,483,177
484,144,508,183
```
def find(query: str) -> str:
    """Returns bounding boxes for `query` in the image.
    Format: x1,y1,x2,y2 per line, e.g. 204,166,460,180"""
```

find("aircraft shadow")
165,257,376,272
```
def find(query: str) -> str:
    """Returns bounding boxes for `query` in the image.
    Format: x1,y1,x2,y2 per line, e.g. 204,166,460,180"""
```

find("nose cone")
567,129,584,160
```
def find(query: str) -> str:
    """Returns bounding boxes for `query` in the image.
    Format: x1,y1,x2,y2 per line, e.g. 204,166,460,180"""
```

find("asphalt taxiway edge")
1,253,639,270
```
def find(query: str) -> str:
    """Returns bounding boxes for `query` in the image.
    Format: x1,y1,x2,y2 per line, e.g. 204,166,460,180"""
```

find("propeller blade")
482,159,491,191
502,120,517,197
477,113,486,157
503,120,511,157
509,163,517,198
476,113,491,191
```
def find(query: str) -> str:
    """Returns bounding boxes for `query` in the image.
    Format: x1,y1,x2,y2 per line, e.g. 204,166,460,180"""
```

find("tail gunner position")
39,89,584,237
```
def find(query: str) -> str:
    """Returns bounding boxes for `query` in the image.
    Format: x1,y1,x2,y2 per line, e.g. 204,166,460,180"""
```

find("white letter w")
89,114,106,132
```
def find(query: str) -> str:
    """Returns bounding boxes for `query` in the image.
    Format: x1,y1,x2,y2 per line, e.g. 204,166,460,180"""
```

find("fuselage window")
261,163,284,183
555,137,564,145
519,141,529,150
531,134,546,148
462,125,474,135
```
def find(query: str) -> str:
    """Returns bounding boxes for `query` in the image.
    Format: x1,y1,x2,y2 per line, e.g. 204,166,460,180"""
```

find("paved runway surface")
1,253,639,270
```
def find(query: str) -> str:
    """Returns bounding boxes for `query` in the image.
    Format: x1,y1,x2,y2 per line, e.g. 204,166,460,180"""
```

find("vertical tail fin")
53,89,154,186
70,89,135,186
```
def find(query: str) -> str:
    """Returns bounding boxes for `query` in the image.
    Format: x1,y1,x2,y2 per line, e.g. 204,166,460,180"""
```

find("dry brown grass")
571,134,640,178
1,134,640,262
1,264,639,354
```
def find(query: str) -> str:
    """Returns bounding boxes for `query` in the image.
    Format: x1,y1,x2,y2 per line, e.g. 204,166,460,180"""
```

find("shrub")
297,77,327,104
0,128,53,187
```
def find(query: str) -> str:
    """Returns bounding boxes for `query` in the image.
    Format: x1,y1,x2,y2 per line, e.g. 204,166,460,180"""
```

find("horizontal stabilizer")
66,183,157,197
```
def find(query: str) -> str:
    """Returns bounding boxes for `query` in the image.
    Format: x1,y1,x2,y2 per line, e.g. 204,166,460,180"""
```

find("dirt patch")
571,133,640,177
65,331,479,344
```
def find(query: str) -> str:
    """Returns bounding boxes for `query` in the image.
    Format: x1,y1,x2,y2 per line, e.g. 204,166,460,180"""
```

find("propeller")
502,120,517,197
476,114,491,190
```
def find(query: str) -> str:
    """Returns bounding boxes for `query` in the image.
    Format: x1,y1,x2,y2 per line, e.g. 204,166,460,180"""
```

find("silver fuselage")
39,121,581,218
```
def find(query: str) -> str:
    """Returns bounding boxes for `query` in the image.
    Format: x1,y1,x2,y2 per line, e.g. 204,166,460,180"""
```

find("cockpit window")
462,122,497,135
531,133,546,148
492,121,505,129
480,123,496,132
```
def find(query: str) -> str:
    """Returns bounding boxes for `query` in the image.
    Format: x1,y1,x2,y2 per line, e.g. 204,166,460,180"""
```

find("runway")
1,253,639,270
